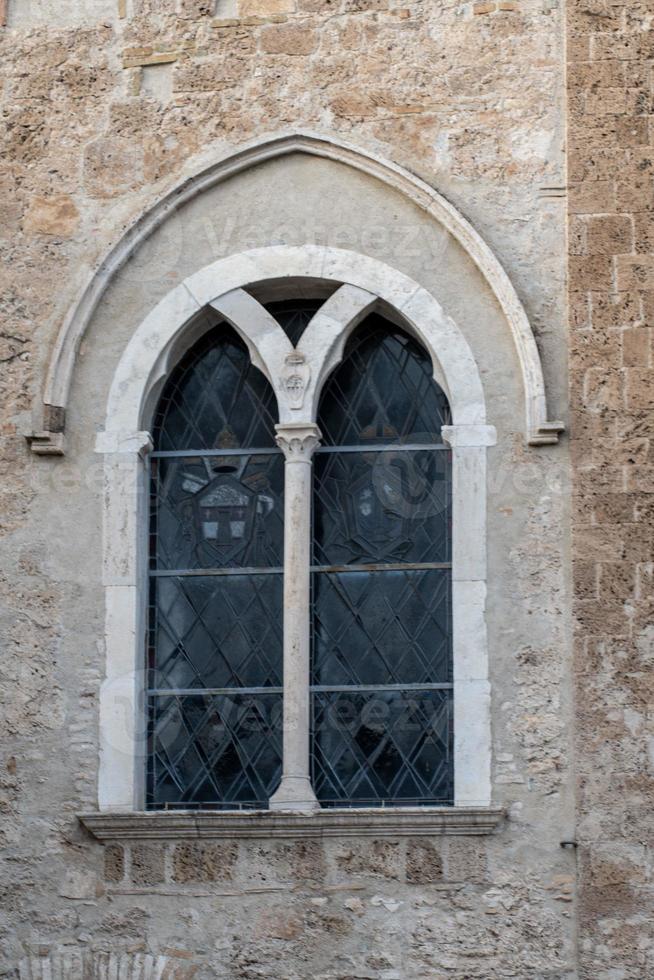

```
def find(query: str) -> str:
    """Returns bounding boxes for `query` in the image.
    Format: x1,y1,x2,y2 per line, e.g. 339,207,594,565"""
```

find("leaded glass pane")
312,315,453,807
149,575,283,691
148,693,282,809
265,299,324,346
313,570,451,687
312,690,453,807
153,325,278,451
150,453,283,571
317,315,451,447
314,449,450,566
148,324,283,809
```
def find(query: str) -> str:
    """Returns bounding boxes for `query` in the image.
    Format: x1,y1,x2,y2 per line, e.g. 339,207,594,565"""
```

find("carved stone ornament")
275,423,321,461
281,351,311,410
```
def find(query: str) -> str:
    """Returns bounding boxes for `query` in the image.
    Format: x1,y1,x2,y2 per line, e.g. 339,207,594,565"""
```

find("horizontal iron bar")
146,799,457,810
316,443,448,454
150,444,448,459
311,562,451,574
148,687,283,697
155,801,270,811
311,683,453,692
313,798,455,807
150,563,450,577
151,448,282,458
148,684,452,696
149,566,283,578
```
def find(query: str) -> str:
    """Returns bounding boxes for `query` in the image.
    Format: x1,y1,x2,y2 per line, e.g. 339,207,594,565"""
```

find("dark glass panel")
313,449,450,566
151,452,283,571
153,326,278,451
312,690,453,806
317,315,451,447
265,299,324,346
150,575,283,691
148,693,282,808
312,570,451,687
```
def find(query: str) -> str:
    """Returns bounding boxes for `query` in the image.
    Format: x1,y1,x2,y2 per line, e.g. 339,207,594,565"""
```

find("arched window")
311,316,453,805
94,251,498,825
146,307,455,811
147,325,284,809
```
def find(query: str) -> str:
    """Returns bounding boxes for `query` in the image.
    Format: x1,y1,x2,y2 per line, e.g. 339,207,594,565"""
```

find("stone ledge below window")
78,807,505,841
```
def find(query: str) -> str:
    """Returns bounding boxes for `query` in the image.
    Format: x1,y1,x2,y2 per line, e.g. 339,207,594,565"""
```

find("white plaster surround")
96,245,496,816
35,131,562,450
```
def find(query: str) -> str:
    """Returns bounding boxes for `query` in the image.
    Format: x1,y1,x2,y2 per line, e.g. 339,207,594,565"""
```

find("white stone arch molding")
30,130,563,455
96,245,496,814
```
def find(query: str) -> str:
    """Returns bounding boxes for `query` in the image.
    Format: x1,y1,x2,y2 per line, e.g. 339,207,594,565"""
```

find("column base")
269,776,320,812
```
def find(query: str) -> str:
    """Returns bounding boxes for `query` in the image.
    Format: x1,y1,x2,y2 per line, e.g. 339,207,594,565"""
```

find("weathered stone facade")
0,0,650,977
567,1,654,977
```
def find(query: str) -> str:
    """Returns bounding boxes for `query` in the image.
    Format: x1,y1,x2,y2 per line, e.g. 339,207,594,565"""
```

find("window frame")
95,246,496,817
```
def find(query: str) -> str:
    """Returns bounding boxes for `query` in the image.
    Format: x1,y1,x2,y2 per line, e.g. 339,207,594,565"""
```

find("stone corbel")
26,404,66,455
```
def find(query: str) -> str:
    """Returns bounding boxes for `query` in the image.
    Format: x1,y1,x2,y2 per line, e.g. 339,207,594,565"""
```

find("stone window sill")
78,806,505,841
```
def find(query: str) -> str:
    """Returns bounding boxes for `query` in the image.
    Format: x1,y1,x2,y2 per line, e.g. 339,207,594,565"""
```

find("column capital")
275,422,322,461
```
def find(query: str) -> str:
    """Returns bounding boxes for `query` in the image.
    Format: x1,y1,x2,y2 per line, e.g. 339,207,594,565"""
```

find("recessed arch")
33,130,563,453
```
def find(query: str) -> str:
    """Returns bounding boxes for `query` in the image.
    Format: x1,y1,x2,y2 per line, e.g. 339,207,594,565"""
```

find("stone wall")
567,2,654,977
0,0,589,977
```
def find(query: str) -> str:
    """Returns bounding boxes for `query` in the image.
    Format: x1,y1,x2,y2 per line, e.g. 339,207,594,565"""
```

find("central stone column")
269,422,321,812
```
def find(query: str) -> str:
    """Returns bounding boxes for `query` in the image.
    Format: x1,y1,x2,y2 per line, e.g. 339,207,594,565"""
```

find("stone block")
625,368,654,410
171,841,238,883
622,328,651,367
583,364,624,410
591,291,642,330
570,255,612,292
334,839,403,879
598,561,636,601
569,180,615,214
296,0,337,9
236,840,325,886
130,845,165,886
241,0,295,14
83,137,145,199
406,839,443,884
585,215,633,255
260,23,318,54
23,194,79,237
617,256,654,292
574,559,599,598
616,176,654,213
575,525,625,562
446,837,488,884
104,844,125,883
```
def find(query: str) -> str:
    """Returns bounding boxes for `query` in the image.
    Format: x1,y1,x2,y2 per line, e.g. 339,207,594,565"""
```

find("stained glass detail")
153,324,278,452
314,450,450,566
313,570,451,687
148,693,282,808
150,575,283,692
312,690,453,806
148,326,282,809
317,315,451,447
312,315,453,807
264,299,325,346
151,453,283,571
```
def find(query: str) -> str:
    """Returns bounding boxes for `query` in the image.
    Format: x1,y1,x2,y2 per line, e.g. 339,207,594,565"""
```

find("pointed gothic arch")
31,130,562,455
